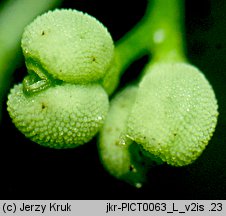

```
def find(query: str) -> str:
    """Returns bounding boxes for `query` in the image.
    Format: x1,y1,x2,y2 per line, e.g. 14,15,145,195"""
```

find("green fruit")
127,63,218,166
21,9,114,84
7,83,109,148
99,86,152,187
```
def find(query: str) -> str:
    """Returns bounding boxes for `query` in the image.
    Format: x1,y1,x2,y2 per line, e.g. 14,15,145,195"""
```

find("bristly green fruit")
99,86,155,188
126,63,218,166
7,83,109,149
21,9,114,86
7,9,116,149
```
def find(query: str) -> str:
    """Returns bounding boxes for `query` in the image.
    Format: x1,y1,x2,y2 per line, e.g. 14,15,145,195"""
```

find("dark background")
0,0,225,199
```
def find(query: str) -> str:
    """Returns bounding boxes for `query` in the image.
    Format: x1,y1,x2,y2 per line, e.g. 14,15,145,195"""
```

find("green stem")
0,0,62,121
115,2,153,74
147,0,186,63
115,0,186,74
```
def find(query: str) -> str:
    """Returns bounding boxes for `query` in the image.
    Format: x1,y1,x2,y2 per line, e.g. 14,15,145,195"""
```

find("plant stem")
0,0,62,122
115,0,186,74
115,1,153,74
147,0,186,63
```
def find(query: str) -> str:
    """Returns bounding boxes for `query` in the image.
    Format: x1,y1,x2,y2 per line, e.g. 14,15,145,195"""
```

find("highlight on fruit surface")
126,63,218,166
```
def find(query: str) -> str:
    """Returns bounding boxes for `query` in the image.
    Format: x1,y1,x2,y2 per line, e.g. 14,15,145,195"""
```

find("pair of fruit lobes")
7,9,119,149
99,63,218,187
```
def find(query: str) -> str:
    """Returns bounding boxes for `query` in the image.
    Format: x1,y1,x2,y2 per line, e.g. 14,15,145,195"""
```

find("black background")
0,0,225,199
